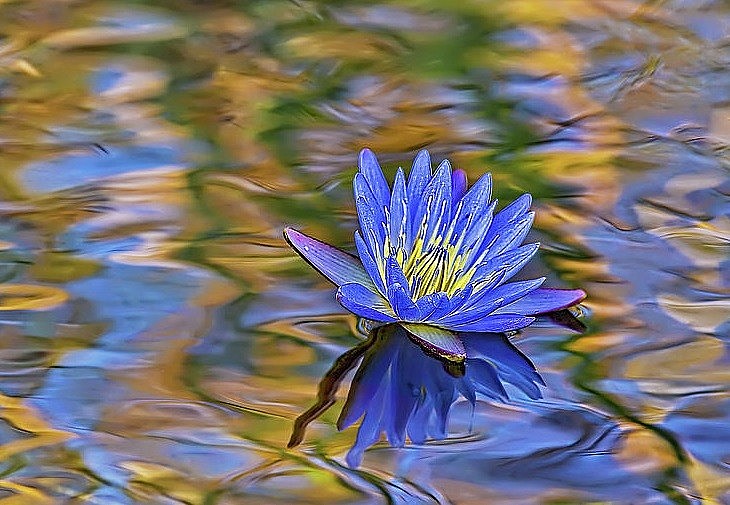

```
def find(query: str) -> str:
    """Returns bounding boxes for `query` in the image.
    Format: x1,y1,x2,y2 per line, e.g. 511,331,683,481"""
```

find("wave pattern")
0,0,726,503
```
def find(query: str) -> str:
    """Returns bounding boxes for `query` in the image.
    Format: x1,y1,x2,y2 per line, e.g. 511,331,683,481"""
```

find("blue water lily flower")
285,149,585,361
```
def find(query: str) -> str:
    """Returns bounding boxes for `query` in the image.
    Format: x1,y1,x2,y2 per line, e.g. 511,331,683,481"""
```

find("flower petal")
451,169,468,207
389,168,409,249
448,172,493,245
358,148,390,207
385,257,411,296
487,211,535,258
284,228,378,292
406,150,432,226
470,242,540,287
414,292,450,320
353,173,386,256
400,323,466,362
466,211,533,272
445,278,545,324
412,160,452,245
491,193,532,230
449,313,535,333
494,288,586,315
337,283,396,322
426,285,474,321
387,283,420,320
467,194,532,265
354,231,386,293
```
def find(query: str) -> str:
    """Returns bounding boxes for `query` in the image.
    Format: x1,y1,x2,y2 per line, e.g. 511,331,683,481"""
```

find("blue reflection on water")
22,146,184,193
293,322,551,467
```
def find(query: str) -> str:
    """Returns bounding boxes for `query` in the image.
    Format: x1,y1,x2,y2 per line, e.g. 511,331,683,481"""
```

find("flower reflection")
289,319,571,467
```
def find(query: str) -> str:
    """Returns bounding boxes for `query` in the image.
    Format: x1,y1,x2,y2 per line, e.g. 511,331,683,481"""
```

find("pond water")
0,0,728,503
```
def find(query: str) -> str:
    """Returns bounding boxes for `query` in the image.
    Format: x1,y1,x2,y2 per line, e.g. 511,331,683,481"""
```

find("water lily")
284,149,585,361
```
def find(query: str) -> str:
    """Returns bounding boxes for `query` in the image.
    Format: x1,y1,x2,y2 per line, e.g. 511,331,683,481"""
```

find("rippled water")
0,1,728,503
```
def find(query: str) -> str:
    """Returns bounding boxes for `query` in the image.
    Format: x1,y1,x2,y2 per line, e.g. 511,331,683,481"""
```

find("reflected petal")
338,332,397,429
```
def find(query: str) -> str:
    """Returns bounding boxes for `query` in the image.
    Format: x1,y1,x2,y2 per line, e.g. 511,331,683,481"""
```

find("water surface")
0,1,728,503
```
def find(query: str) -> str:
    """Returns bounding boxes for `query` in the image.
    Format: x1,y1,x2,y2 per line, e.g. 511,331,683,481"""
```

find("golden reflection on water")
0,0,727,503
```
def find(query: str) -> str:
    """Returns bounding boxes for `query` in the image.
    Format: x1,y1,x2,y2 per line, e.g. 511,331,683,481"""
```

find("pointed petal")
385,257,411,296
387,283,419,320
449,172,492,244
401,323,466,361
284,228,378,292
445,278,545,324
451,169,468,207
354,231,386,293
494,288,586,315
469,193,532,262
456,201,498,262
427,285,473,320
492,193,532,230
337,283,396,322
444,285,473,310
389,168,409,248
464,267,506,297
470,243,540,287
353,173,386,255
414,292,450,320
464,277,545,311
407,150,431,215
487,211,535,257
450,313,535,333
412,161,452,244
358,148,390,207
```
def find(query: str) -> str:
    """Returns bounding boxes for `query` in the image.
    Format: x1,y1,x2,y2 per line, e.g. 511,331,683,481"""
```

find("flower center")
379,206,494,300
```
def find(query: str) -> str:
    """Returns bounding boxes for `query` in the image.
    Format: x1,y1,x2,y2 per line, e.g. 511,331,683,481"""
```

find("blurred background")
0,0,728,503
